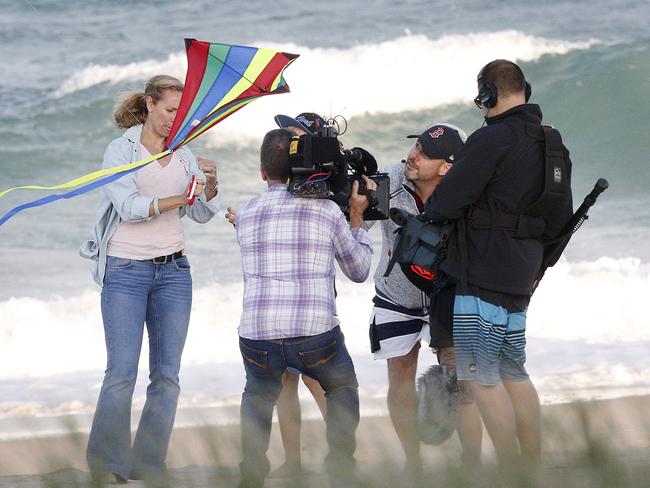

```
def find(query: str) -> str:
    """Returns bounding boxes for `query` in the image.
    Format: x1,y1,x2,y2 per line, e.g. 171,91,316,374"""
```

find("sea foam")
0,256,646,380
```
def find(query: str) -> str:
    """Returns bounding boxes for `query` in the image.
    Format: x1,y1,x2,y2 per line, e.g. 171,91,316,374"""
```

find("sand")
0,395,648,487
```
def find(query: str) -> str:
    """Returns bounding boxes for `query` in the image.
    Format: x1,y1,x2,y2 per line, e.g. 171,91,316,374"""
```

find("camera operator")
262,112,330,479
234,128,376,488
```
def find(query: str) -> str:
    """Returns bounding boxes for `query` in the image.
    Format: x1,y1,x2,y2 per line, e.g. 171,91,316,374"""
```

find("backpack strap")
383,228,403,278
466,205,546,238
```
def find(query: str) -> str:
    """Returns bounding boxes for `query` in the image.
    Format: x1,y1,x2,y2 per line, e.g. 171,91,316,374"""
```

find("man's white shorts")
369,295,429,360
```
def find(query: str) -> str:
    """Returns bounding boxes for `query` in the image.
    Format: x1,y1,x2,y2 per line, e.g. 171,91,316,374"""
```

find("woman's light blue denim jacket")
79,124,221,286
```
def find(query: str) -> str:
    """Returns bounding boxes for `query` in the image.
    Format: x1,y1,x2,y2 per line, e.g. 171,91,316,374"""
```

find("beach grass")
0,395,648,487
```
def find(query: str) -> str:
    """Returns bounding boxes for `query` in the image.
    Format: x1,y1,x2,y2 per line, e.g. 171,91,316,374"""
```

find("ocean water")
0,0,649,440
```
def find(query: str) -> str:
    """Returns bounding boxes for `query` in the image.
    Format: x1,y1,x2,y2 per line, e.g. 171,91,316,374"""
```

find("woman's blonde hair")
113,75,184,129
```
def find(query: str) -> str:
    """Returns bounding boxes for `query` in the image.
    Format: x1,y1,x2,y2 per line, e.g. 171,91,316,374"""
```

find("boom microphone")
534,178,609,291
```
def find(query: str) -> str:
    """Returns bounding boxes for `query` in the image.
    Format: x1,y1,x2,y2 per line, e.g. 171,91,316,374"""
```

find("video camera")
286,119,390,220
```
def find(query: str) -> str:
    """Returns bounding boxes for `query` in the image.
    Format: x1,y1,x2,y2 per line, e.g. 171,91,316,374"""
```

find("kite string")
9,0,149,191
19,0,144,128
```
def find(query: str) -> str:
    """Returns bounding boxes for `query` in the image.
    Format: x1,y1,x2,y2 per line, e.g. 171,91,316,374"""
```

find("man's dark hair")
260,128,292,181
481,59,527,97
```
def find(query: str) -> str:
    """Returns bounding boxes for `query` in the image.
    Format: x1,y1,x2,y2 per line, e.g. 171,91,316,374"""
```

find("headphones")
474,62,532,109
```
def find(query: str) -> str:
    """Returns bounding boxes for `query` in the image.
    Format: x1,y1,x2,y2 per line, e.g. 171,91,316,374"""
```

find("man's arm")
333,215,373,282
334,178,375,282
424,127,510,222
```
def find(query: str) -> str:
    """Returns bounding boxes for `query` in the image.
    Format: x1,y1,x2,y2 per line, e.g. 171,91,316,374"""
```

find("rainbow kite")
0,39,298,226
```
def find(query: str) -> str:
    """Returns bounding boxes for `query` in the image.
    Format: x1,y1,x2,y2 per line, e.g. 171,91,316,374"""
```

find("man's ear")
439,162,453,176
260,164,267,181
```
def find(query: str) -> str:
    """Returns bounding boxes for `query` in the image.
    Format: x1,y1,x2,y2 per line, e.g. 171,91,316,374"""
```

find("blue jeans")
238,326,359,488
87,256,192,480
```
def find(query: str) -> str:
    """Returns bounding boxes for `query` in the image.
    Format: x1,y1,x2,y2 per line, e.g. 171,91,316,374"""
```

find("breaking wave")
52,31,599,143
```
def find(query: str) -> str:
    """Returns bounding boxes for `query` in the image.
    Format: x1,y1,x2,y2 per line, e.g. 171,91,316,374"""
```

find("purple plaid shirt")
236,184,373,340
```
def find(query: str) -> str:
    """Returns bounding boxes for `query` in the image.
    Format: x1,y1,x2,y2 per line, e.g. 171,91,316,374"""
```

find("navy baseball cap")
407,124,465,163
274,112,327,135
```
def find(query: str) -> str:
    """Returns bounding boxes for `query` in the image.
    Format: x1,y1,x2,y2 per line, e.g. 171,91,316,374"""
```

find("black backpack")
383,208,449,292
524,125,572,223
467,123,572,240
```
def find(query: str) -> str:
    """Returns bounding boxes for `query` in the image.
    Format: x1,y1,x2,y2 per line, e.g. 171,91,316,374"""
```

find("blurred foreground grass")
0,395,648,487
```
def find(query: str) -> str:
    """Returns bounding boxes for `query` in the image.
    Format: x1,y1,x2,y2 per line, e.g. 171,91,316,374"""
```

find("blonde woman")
80,75,220,483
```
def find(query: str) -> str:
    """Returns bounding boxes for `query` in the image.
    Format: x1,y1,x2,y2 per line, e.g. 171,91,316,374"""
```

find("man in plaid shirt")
231,128,376,488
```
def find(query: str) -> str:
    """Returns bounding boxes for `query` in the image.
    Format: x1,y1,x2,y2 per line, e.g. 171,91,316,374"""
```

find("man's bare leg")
271,371,302,477
302,375,327,417
437,347,483,465
456,401,483,465
503,379,541,465
469,381,519,466
387,343,421,472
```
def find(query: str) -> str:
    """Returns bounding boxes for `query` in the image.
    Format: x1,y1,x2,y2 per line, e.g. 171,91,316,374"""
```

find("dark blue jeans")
238,326,359,488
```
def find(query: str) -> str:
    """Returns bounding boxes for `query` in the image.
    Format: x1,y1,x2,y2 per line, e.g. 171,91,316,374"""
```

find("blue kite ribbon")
0,166,142,226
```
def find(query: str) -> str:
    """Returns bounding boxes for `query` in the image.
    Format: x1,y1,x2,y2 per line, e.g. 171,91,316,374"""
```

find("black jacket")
424,104,573,295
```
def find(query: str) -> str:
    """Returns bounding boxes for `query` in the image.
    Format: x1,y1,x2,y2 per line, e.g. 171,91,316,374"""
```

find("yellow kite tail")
0,150,171,199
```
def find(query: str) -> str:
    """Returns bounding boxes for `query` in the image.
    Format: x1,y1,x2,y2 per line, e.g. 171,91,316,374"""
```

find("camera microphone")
345,147,377,174
344,148,364,163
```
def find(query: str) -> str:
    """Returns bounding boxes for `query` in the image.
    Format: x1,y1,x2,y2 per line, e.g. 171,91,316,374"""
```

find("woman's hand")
188,178,205,200
198,156,218,200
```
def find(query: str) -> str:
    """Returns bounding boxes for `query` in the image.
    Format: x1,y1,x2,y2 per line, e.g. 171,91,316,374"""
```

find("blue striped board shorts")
453,294,529,385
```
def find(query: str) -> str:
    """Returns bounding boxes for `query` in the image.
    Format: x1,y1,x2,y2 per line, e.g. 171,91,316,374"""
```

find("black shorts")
429,283,455,349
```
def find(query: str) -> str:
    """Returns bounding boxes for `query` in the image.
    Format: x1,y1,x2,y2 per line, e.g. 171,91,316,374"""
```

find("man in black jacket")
424,59,573,467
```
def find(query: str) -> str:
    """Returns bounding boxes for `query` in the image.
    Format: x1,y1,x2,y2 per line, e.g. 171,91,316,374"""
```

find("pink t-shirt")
107,144,187,260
